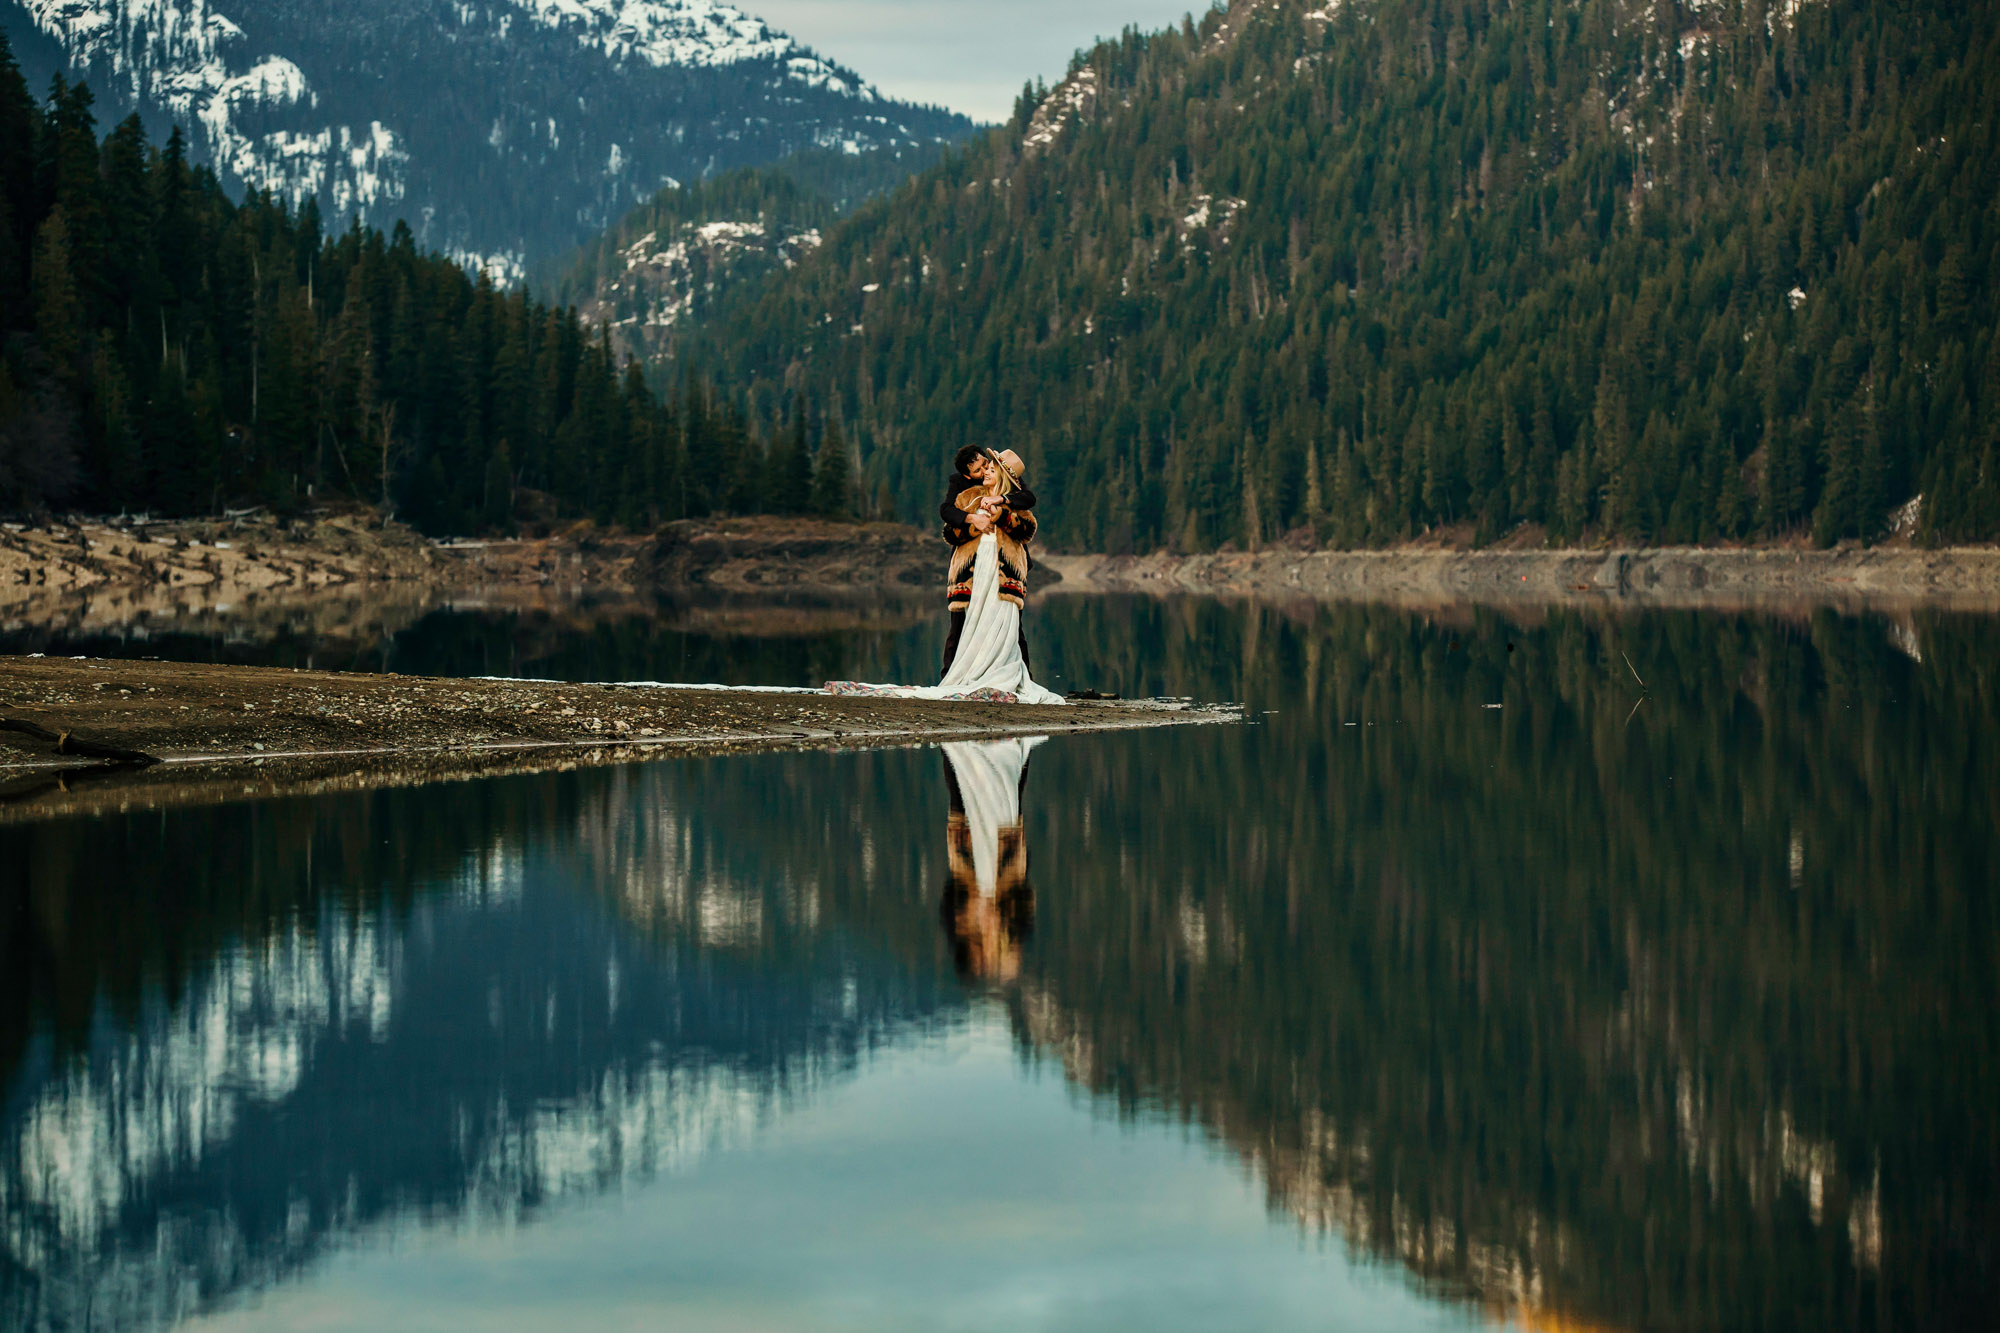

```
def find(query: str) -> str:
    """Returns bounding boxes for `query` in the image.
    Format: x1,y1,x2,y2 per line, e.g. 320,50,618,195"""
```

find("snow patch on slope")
1023,66,1099,154
509,0,875,97
586,216,822,336
1180,193,1246,246
20,0,408,211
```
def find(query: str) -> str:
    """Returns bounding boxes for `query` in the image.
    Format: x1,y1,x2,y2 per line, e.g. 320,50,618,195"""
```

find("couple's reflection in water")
936,738,1044,983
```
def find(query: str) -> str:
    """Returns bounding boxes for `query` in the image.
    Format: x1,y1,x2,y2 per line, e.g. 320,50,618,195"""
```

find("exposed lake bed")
0,654,1228,823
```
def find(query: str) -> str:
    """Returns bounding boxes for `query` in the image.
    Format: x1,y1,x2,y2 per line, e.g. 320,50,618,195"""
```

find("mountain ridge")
3,0,975,275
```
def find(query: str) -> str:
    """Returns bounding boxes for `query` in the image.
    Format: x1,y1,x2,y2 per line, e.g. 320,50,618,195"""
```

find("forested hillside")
0,33,861,529
680,0,2000,550
545,142,952,364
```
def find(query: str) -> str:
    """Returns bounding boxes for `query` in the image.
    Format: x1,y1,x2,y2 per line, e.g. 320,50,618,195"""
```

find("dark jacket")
939,473,1038,609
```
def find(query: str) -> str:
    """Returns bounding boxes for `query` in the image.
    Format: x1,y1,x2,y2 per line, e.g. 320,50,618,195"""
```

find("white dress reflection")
938,737,1046,982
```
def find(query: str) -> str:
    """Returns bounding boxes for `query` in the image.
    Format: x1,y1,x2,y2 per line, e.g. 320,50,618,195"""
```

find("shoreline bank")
12,514,2000,619
0,656,1233,823
1041,545,2000,609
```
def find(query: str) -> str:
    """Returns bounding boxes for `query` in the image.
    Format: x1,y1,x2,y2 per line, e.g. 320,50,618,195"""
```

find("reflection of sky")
191,1013,1474,1333
749,1,1206,121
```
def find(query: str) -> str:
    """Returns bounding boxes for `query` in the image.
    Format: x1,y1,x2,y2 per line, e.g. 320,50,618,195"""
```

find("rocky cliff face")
4,0,973,275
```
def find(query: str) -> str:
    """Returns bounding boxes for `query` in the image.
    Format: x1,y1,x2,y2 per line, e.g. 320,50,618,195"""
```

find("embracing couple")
825,445,1063,703
929,445,1065,704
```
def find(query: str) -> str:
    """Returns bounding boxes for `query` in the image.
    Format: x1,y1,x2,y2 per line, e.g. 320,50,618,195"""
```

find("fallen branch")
0,718,161,766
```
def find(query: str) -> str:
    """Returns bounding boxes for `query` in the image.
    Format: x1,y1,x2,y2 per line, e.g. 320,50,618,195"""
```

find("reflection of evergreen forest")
2,604,1994,1329
1012,600,1997,1329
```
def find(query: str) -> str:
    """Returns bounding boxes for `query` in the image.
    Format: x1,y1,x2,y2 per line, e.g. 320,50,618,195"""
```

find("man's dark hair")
953,445,984,477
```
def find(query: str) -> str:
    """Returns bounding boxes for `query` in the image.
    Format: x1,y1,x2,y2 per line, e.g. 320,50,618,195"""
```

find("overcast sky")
749,2,1210,123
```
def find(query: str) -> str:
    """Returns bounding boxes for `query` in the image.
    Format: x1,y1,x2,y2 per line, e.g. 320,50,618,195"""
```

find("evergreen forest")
675,0,2000,550
544,141,957,304
0,31,861,531
6,0,2000,552
541,146,950,368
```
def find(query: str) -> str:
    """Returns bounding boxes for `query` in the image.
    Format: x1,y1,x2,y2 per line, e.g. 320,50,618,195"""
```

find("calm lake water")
3,595,1995,1330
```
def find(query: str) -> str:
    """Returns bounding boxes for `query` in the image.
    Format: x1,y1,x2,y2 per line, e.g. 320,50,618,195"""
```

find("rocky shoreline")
9,512,2000,622
0,511,655,635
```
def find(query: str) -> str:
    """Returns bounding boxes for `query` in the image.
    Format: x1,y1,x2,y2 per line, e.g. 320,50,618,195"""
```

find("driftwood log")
0,718,161,766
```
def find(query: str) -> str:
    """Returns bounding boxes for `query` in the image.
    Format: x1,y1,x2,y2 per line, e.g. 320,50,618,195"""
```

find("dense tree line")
0,31,860,529
679,0,2000,550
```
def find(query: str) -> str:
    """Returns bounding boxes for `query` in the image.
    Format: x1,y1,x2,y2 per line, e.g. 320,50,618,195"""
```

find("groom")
938,446,1038,679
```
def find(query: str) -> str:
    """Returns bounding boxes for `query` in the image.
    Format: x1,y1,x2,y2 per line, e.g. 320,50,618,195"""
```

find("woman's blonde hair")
985,448,1022,496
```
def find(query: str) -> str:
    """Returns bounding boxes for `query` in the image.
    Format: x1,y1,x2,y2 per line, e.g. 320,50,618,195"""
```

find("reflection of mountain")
0,763,966,1330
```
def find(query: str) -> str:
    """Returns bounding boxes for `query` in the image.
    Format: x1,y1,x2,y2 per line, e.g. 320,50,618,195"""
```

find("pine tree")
810,413,854,518
30,207,83,374
0,32,36,323
769,393,814,512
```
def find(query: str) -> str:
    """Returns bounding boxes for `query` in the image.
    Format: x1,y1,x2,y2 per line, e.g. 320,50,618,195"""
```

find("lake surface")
3,595,1995,1330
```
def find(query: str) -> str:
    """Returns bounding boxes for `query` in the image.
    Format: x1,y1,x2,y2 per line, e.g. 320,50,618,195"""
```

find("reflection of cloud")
470,1062,768,1213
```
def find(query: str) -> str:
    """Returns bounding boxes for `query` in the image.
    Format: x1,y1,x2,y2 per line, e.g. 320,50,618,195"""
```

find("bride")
937,736,1045,981
826,447,1065,705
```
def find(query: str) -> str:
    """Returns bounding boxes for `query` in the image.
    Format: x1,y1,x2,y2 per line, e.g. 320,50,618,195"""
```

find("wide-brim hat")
985,448,1025,488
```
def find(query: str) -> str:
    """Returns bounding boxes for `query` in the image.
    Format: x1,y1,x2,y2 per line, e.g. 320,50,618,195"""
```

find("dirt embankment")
0,512,658,633
1043,545,2000,609
0,656,1230,823
0,513,960,637
14,510,1999,627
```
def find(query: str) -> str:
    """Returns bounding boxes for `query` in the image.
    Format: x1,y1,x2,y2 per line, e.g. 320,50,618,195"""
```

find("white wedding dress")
942,736,1047,894
826,534,1066,705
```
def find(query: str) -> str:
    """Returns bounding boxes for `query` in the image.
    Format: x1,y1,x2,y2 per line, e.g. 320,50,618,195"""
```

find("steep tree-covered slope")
544,142,952,364
677,0,2000,550
2,0,973,275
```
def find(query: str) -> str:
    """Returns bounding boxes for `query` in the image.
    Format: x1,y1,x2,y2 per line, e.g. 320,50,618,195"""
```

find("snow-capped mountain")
3,0,973,277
